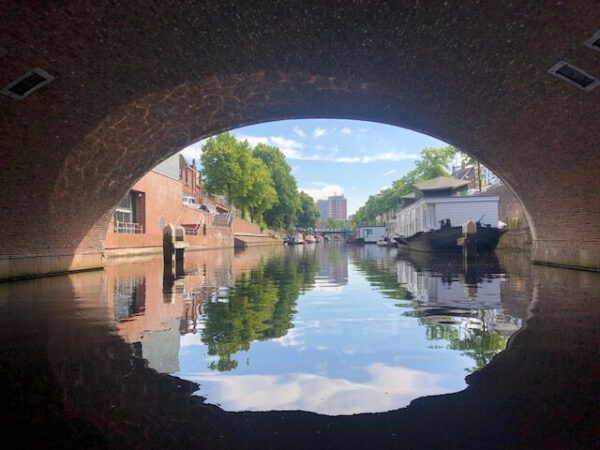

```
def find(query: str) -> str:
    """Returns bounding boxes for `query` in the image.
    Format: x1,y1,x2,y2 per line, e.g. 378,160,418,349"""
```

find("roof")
413,176,470,191
400,192,416,199
152,153,180,180
452,166,475,180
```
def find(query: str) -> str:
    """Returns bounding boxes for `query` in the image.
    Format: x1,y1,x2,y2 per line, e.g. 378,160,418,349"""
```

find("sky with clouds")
180,119,448,215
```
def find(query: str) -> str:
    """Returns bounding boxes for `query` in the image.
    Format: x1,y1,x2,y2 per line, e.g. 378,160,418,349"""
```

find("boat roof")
413,176,470,191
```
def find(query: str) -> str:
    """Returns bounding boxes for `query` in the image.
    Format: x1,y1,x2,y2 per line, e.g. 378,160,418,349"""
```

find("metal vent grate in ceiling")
548,61,598,91
584,29,600,52
1,68,55,99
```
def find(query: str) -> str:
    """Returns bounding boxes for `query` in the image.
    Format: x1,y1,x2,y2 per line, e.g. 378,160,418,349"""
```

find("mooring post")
461,219,478,263
163,224,175,266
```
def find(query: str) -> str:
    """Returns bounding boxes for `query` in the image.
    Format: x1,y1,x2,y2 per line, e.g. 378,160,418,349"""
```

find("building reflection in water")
394,251,524,371
105,244,531,413
2,244,596,447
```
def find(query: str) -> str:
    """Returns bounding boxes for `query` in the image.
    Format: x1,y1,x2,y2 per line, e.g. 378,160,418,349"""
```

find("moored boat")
289,233,304,244
394,222,504,253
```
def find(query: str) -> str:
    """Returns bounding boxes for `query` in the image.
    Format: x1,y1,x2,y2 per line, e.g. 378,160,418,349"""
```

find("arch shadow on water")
2,244,597,448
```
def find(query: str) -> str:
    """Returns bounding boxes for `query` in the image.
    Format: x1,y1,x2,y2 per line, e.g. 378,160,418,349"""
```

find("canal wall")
232,217,282,248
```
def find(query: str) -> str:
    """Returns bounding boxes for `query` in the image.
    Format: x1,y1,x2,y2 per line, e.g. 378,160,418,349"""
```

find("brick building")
328,195,348,221
106,154,246,256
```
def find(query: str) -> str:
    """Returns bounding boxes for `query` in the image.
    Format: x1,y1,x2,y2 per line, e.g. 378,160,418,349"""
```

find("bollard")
461,219,477,262
163,224,175,265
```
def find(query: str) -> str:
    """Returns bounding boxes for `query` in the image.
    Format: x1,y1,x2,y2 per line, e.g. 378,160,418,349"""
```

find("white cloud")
313,127,327,138
235,134,305,159
179,139,207,162
383,169,397,177
340,127,352,135
236,134,269,148
228,133,417,164
269,136,304,159
300,184,343,201
188,362,447,415
293,126,306,138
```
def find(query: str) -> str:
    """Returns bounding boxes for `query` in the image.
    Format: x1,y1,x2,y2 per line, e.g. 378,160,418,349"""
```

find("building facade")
393,177,499,237
105,153,264,256
316,199,329,222
328,195,347,220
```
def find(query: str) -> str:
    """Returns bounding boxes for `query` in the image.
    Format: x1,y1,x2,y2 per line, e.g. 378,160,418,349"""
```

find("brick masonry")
0,1,599,278
104,170,234,257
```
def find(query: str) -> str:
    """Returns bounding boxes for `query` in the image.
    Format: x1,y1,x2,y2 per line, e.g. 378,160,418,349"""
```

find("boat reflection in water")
395,251,524,371
104,244,531,415
2,243,596,448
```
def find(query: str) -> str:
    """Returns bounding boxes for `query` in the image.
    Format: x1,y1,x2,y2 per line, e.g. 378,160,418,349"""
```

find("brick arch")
1,1,599,279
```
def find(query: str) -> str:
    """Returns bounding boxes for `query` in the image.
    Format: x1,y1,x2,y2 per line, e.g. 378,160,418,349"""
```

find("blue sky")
180,119,448,215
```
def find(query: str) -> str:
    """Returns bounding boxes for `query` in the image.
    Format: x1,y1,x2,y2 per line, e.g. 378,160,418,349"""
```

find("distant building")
328,195,347,220
452,164,501,195
316,195,348,222
316,199,329,221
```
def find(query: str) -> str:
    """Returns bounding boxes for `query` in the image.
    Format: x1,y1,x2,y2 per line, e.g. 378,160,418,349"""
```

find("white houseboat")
356,226,387,244
393,177,504,253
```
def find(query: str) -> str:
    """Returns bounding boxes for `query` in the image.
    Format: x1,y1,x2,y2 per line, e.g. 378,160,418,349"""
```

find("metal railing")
212,211,233,228
114,222,144,234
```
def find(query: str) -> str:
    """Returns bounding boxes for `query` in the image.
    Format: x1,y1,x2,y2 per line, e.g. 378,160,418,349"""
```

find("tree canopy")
253,143,301,229
201,132,318,230
297,191,320,229
354,145,459,224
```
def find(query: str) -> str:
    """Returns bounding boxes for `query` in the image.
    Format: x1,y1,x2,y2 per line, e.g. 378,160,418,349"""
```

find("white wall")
394,196,499,236
360,226,386,242
434,197,498,229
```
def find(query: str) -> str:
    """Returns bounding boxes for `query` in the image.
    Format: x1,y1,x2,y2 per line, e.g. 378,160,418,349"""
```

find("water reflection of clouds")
272,328,305,348
188,362,446,415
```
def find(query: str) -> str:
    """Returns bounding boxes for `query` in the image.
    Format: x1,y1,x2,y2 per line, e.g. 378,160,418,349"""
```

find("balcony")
114,222,144,234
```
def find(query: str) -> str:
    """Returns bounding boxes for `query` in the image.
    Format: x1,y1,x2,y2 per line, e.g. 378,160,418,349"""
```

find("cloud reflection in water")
188,362,445,415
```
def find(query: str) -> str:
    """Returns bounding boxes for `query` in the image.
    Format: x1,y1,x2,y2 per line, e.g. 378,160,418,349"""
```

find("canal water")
1,244,597,448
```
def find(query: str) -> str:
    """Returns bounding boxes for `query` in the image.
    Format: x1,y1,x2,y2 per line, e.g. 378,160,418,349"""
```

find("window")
114,191,144,233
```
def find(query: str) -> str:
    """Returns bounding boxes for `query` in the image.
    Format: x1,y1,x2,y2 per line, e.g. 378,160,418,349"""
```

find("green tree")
253,143,301,229
413,146,457,180
324,217,345,230
200,133,246,206
201,133,277,221
201,250,319,371
296,191,320,229
355,145,459,224
240,155,277,223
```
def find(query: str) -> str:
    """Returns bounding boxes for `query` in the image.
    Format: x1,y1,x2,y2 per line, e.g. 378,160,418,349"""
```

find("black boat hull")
394,225,504,253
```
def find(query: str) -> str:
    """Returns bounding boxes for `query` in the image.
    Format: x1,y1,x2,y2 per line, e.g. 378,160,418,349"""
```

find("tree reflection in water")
351,246,519,373
201,249,319,371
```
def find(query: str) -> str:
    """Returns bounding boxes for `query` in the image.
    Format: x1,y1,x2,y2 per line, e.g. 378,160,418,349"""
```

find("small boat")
288,233,305,245
304,234,317,243
394,222,504,253
376,238,393,247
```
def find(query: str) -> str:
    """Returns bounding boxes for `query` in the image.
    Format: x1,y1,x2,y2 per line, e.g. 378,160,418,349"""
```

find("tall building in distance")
316,195,348,223
328,195,347,220
316,199,329,222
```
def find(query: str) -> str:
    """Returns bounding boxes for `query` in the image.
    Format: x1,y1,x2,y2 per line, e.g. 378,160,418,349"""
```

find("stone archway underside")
1,1,599,279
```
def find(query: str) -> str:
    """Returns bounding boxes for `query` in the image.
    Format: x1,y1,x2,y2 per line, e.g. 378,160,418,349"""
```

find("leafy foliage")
297,191,320,229
354,145,459,224
253,144,301,229
201,250,319,371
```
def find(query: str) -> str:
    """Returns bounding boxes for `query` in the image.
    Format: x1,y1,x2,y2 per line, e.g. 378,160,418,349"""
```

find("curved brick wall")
0,1,599,278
